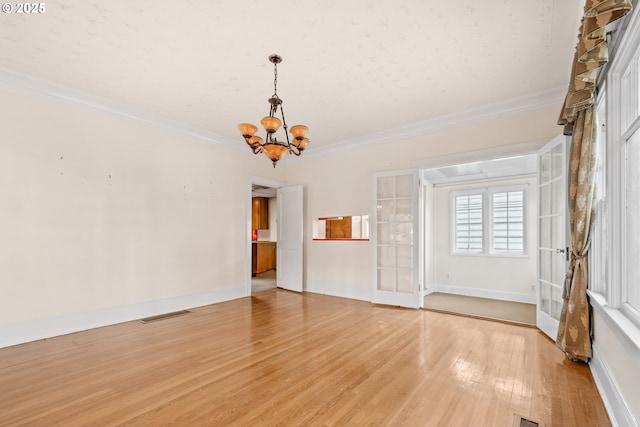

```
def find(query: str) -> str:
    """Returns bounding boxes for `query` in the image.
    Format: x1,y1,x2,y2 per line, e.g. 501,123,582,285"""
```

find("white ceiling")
0,0,582,152
422,154,537,185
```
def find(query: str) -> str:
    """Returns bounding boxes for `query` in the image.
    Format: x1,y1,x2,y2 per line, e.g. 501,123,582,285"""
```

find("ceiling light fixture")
238,54,310,168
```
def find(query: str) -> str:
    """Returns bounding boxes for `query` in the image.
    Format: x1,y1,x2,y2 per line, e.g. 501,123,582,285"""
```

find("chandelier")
238,54,310,168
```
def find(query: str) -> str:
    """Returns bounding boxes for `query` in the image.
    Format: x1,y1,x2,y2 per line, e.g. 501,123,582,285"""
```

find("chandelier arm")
279,103,291,147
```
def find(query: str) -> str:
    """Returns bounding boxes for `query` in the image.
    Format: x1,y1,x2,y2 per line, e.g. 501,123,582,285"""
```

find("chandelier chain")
273,62,278,97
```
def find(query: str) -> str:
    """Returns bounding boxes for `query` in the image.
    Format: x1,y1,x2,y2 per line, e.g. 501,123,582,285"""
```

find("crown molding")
0,66,565,159
301,86,566,160
0,67,242,152
410,138,551,170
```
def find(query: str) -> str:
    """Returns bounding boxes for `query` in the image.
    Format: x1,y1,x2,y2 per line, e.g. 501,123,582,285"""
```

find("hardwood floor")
0,290,609,426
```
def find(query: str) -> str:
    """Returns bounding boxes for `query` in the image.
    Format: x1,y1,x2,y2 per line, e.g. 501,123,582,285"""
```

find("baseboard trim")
590,344,639,427
0,285,245,349
433,284,536,304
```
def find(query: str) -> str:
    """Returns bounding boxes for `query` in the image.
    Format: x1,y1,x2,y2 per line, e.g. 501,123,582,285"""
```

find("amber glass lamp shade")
261,116,282,133
262,143,288,166
247,136,263,147
290,125,308,139
294,137,309,150
238,123,258,138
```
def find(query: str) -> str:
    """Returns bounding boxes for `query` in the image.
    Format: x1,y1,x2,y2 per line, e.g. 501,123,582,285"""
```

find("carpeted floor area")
252,269,277,294
423,292,536,326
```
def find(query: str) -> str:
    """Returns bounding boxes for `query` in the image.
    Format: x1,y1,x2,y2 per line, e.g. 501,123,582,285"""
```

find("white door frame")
246,175,287,297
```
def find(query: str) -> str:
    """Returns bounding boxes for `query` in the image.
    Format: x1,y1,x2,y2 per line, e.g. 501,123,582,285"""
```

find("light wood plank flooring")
0,290,609,426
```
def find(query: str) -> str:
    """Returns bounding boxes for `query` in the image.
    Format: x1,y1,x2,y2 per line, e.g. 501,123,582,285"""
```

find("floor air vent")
513,414,544,427
138,310,191,323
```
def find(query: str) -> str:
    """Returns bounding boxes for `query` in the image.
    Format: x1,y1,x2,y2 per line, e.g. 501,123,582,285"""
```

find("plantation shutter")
492,190,524,253
455,194,483,252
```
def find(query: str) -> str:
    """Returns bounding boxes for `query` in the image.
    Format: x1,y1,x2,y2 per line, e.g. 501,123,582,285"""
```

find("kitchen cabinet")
252,242,277,276
326,216,352,239
252,197,269,230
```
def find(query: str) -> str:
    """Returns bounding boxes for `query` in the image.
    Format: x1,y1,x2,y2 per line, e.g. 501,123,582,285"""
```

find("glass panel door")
537,135,568,340
373,171,420,308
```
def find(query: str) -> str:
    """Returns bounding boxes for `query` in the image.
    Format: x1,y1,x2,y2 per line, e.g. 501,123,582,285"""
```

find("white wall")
591,310,640,426
431,176,537,303
286,105,561,301
0,86,284,346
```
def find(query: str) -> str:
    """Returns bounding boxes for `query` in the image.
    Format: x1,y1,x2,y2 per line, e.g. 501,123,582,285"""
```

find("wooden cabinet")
252,197,269,230
252,242,277,276
326,216,352,239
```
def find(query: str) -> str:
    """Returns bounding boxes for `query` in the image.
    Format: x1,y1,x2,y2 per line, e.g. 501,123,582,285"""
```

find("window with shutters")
453,193,483,253
491,190,525,254
451,186,527,257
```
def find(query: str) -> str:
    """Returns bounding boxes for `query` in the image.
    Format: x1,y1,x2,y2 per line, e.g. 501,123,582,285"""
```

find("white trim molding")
591,344,639,427
304,87,565,160
0,66,564,161
412,139,549,170
433,284,536,304
0,66,241,151
0,285,246,349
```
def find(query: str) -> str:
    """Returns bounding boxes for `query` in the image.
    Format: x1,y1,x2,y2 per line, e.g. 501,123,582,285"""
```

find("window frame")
450,185,528,258
620,124,640,326
595,6,640,337
589,90,609,297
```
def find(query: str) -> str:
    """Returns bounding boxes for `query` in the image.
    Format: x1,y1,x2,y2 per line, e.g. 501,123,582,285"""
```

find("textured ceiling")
0,0,582,151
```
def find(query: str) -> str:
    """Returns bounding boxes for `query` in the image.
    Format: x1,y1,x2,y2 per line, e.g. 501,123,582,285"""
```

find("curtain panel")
556,0,632,362
556,106,597,362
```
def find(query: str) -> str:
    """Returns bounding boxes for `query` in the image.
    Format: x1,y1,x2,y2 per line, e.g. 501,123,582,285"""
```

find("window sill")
588,290,640,364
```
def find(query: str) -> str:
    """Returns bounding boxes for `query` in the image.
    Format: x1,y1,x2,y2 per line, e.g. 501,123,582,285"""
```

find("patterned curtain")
556,106,597,362
556,0,632,362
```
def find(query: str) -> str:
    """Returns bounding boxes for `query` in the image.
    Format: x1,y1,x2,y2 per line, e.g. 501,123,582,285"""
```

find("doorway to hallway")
252,270,277,294
251,184,278,295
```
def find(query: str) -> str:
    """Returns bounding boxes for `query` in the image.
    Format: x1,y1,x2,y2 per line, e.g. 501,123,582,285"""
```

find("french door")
537,135,568,340
372,171,420,308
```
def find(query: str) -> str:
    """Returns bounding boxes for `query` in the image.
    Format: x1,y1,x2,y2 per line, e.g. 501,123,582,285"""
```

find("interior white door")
373,171,420,308
277,185,304,292
537,134,568,340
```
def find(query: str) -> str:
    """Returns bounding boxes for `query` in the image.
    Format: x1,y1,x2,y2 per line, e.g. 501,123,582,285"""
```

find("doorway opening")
420,152,539,325
251,184,278,294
